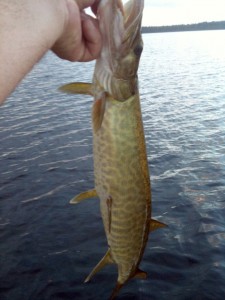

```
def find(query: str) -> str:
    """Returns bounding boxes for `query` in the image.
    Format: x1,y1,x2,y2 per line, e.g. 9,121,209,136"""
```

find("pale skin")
0,0,101,104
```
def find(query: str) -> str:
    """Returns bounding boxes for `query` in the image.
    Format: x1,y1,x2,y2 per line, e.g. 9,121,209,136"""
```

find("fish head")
95,0,144,100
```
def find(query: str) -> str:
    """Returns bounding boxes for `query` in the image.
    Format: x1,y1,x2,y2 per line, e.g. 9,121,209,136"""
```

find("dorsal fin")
84,248,113,283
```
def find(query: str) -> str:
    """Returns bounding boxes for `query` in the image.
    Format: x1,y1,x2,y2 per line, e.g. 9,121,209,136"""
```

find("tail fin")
109,282,123,300
109,268,147,299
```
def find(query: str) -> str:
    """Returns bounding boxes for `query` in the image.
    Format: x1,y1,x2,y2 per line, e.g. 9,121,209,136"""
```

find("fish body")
94,92,151,280
61,0,166,298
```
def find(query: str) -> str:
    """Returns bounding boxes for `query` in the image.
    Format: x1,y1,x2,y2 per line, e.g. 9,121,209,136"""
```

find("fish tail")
109,282,123,300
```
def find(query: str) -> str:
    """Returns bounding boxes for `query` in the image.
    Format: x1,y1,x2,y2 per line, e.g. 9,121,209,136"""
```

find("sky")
142,0,225,26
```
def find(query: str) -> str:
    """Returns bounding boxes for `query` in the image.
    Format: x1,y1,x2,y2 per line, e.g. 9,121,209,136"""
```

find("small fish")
60,0,166,299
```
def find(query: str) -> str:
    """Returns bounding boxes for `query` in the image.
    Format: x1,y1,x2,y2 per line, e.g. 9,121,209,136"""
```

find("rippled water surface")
1,31,225,300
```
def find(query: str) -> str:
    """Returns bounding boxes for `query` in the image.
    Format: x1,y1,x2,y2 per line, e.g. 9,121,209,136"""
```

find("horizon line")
143,20,225,28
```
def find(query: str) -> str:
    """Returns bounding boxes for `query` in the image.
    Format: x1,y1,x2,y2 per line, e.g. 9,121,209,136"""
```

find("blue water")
1,30,225,299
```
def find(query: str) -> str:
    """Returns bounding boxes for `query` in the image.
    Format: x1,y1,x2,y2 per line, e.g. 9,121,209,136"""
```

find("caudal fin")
109,282,123,300
109,268,147,299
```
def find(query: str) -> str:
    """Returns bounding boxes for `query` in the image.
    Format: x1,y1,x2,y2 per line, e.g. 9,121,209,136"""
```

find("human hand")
0,0,102,103
52,0,102,62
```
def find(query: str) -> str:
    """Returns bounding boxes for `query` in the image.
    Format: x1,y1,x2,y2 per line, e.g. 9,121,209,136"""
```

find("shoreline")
142,20,225,34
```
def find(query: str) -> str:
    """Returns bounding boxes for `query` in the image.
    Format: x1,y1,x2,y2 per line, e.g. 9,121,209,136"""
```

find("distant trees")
141,21,225,34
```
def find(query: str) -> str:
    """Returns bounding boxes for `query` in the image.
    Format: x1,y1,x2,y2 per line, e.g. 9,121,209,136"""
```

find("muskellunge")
60,0,166,299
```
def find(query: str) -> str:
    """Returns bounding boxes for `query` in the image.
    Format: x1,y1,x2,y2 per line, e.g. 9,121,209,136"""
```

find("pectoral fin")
70,189,97,204
59,82,93,95
149,219,167,232
92,94,106,132
84,248,113,283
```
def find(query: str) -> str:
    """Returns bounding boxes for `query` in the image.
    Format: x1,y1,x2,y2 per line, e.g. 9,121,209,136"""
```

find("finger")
78,13,102,61
75,0,100,15
91,0,100,15
51,1,82,61
75,0,95,10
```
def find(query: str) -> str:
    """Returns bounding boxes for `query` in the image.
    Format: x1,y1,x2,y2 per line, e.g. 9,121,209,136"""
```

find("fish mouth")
97,0,144,57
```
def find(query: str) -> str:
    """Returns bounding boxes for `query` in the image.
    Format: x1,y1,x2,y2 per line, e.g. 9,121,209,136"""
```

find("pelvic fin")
149,219,167,232
70,189,97,204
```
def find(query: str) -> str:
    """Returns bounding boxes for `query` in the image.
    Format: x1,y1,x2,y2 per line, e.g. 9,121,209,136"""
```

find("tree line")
142,21,225,34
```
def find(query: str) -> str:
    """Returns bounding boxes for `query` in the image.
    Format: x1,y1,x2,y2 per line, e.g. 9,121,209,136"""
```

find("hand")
0,0,102,103
52,0,102,62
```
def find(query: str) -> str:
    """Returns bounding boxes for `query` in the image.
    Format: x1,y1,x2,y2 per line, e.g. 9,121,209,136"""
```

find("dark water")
1,31,225,299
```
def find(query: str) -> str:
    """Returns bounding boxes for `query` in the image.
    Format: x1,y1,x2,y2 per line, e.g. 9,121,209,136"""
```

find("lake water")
1,30,225,300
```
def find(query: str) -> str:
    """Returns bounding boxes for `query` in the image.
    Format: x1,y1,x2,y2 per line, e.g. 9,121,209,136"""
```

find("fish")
60,0,166,298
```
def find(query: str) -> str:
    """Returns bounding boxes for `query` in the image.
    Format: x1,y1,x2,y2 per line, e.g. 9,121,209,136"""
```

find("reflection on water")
1,30,225,299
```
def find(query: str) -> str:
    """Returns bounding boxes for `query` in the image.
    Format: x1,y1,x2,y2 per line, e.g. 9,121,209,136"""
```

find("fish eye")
134,44,143,57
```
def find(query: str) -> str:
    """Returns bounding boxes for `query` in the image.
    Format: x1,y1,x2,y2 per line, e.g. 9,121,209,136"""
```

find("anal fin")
149,219,167,232
70,189,97,204
133,268,147,279
84,248,113,283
